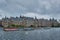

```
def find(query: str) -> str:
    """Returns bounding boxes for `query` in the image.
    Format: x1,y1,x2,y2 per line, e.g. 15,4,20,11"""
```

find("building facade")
1,16,59,28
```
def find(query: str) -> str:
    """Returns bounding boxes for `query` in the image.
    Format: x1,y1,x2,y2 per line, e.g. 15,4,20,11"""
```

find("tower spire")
20,14,22,18
35,16,37,20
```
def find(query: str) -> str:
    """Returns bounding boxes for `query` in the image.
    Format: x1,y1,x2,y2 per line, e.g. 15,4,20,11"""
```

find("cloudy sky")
0,0,60,20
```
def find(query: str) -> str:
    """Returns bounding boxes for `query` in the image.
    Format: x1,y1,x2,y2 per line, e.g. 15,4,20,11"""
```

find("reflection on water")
0,27,60,40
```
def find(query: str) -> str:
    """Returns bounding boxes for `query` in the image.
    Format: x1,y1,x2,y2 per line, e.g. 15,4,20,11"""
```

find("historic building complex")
1,16,59,28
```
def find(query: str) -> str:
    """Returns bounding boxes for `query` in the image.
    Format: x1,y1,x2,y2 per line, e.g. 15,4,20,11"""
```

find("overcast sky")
0,0,60,20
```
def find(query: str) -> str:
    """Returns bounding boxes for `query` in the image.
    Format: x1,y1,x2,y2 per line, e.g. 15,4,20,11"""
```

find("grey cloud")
0,0,60,19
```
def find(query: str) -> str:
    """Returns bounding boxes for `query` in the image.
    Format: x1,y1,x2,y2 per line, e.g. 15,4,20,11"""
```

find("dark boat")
24,28,34,31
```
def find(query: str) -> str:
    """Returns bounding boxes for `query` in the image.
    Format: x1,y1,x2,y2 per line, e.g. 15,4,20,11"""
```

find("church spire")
5,16,7,19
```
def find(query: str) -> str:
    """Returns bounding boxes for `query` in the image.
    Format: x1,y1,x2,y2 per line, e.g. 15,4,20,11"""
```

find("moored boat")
23,28,34,31
3,28,19,31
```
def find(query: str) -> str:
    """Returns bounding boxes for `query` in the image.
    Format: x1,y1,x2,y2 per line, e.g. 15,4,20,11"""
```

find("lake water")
0,27,60,40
